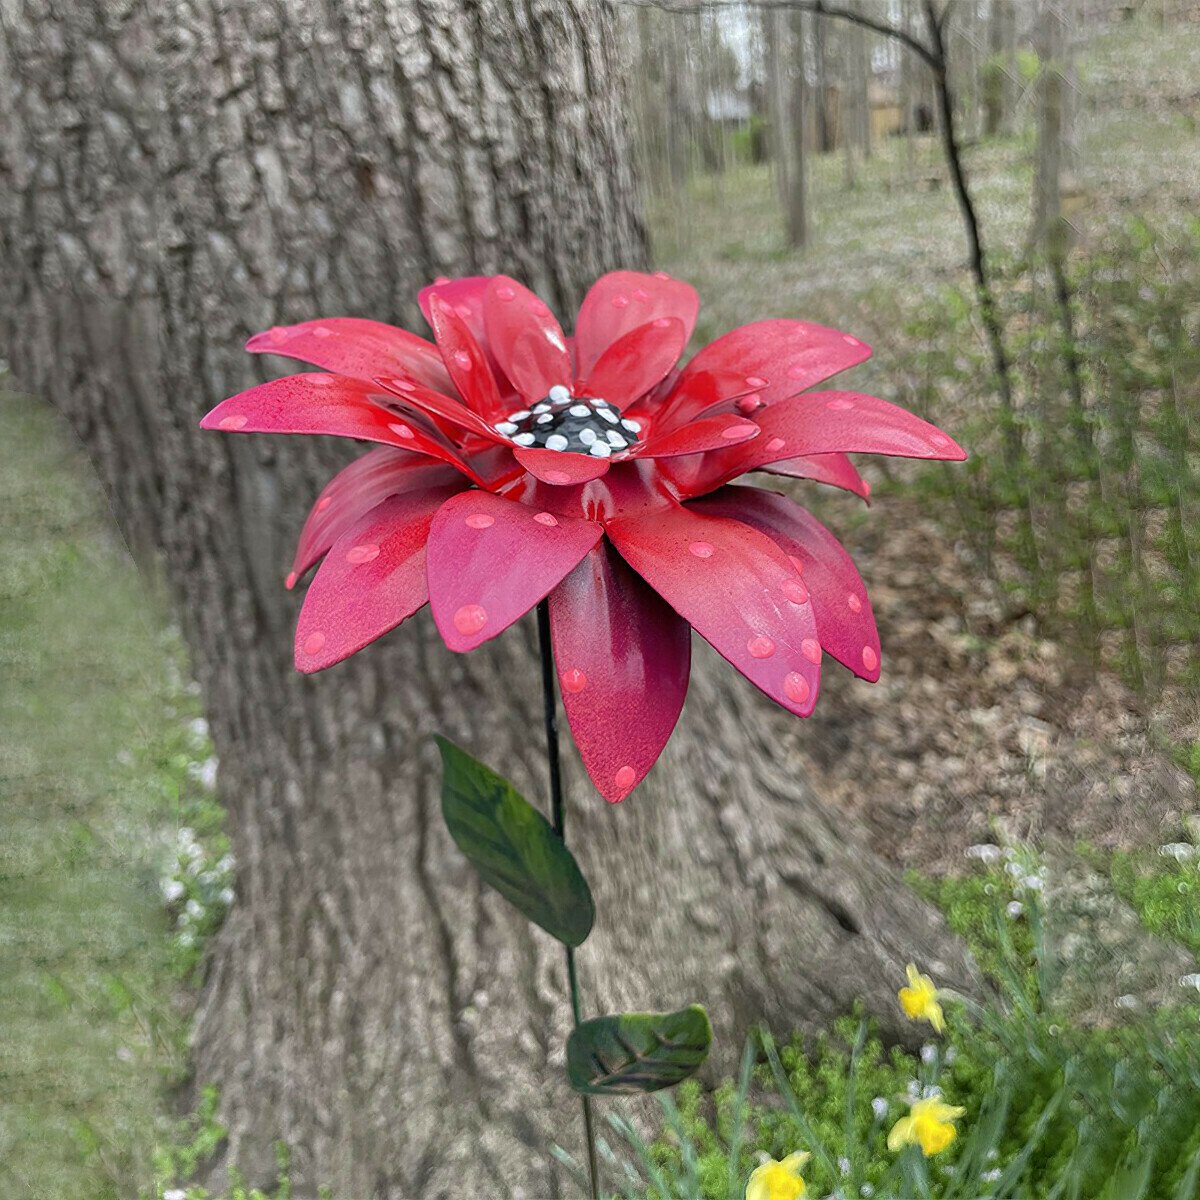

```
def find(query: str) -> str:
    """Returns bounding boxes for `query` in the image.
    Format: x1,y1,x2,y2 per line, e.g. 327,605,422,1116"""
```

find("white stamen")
510,410,530,421
536,413,554,424
513,432,536,446
589,441,612,458
549,384,571,402
621,418,641,433
545,434,569,451
605,430,627,448
568,404,589,417
578,428,598,445
598,407,619,423
494,421,518,435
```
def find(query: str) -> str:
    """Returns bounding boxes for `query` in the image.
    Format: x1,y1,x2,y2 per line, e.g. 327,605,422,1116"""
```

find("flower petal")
887,1117,915,1152
663,392,961,500
606,502,821,715
372,374,500,440
426,294,508,422
689,487,881,682
762,452,870,501
753,392,967,461
418,276,492,348
246,318,452,392
660,318,871,426
289,449,465,585
294,485,461,672
574,271,699,377
514,447,612,487
426,491,603,651
200,374,477,477
744,1164,773,1200
577,318,688,409
483,276,573,402
637,413,759,460
550,542,690,803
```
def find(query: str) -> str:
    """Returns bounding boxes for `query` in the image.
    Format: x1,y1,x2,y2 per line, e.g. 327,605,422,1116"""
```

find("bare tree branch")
613,0,940,69
621,0,1019,430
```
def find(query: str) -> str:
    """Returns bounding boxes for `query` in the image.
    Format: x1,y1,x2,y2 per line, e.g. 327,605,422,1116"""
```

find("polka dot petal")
426,490,602,652
295,484,461,673
550,543,690,803
607,502,821,717
691,486,881,683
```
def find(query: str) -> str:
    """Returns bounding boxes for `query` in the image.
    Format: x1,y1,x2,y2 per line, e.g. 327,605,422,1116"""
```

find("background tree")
0,0,975,1195
763,7,810,248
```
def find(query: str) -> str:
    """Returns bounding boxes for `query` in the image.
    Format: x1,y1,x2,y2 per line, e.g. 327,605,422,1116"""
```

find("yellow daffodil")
745,1151,810,1200
898,963,945,1033
888,1098,966,1156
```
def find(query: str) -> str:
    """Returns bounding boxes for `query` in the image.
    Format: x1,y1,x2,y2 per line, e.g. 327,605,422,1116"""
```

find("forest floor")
2,11,1198,1199
649,12,1200,875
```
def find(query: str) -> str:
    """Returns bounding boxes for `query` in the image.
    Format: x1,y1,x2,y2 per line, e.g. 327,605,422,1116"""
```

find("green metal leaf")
566,1005,712,1095
435,735,594,947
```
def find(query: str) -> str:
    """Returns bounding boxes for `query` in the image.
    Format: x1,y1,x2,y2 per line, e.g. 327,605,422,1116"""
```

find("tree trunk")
812,11,833,154
983,0,1015,137
786,12,810,248
0,2,977,1196
1030,0,1071,256
763,5,809,246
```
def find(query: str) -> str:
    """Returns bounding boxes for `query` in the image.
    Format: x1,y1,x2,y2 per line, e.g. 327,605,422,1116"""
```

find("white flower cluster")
966,841,1044,920
159,826,236,951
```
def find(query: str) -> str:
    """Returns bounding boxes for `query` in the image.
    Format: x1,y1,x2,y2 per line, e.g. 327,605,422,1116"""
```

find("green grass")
0,392,200,1199
596,850,1200,1200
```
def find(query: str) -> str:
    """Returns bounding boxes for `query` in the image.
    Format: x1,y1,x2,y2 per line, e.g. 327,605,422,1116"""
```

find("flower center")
493,384,643,459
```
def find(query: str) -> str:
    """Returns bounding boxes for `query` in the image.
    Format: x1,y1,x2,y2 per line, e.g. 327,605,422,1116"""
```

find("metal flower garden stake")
203,271,965,1196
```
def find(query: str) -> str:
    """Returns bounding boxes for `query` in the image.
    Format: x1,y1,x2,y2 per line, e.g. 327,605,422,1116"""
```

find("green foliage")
902,217,1200,692
153,1087,305,1199
603,848,1200,1200
567,1006,713,1096
436,735,594,946
0,394,222,1200
1110,845,1200,959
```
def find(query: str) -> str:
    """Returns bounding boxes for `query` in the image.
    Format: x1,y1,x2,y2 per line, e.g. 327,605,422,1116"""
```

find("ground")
1,11,1197,1198
647,12,1200,873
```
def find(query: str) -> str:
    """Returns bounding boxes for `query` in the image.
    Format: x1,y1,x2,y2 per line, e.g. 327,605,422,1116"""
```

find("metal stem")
536,599,600,1199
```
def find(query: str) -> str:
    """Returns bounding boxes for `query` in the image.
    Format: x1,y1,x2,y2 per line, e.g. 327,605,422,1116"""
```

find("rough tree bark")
0,1,976,1196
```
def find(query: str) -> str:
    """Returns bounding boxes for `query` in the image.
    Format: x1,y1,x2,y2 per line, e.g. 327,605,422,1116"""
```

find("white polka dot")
579,428,598,445
495,421,517,435
545,434,569,451
569,404,589,417
589,441,612,458
513,432,535,446
549,385,571,402
598,408,619,424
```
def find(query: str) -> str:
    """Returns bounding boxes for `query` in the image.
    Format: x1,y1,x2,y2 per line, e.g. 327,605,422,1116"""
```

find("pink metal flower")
202,271,964,802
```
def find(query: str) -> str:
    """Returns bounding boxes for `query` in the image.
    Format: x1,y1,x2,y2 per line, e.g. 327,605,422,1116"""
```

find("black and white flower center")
493,384,643,459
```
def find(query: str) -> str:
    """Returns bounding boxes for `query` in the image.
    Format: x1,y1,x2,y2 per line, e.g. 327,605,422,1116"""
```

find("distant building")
705,89,753,125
